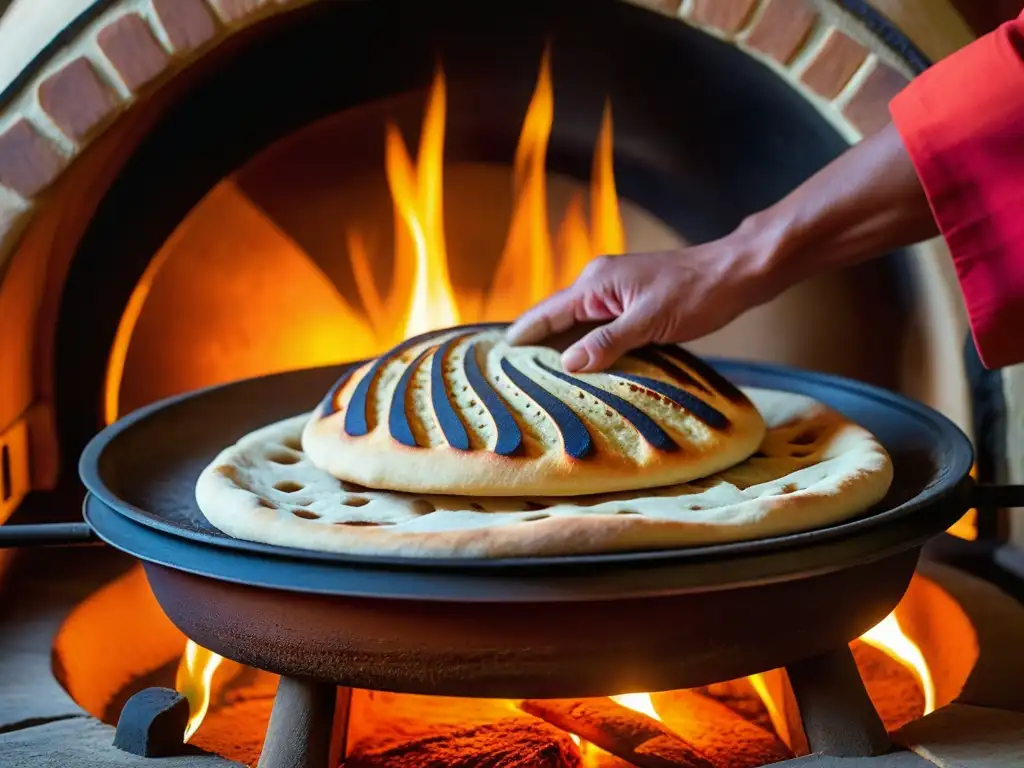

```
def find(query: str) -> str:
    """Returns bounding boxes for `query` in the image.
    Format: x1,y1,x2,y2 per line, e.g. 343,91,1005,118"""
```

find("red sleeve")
890,11,1024,369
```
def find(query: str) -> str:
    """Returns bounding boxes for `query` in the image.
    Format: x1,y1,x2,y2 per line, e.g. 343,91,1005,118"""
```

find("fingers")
562,311,649,372
505,288,581,346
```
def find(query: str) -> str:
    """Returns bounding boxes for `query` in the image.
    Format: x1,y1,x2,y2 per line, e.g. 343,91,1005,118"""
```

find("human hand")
507,121,937,373
505,226,784,372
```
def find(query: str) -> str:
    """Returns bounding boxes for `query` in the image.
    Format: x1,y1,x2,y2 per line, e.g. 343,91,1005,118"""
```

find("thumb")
561,312,648,372
505,287,581,346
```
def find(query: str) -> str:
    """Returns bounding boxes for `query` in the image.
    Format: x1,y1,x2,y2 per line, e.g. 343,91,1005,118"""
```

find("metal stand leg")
257,676,338,768
786,646,890,757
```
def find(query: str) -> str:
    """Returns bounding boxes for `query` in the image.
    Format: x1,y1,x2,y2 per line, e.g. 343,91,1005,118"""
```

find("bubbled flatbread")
301,327,766,496
195,388,894,559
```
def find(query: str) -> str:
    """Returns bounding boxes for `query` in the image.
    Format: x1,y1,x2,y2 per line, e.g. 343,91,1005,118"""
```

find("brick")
37,58,118,141
745,0,818,64
688,0,758,36
801,30,869,99
153,0,218,51
843,62,910,137
0,120,66,197
206,0,266,23
97,14,170,92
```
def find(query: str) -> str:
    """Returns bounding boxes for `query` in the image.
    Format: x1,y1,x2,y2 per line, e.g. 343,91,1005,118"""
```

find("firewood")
650,689,794,768
343,716,581,767
694,680,776,733
520,698,714,768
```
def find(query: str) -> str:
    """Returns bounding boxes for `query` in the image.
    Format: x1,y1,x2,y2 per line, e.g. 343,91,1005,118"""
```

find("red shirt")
890,11,1024,369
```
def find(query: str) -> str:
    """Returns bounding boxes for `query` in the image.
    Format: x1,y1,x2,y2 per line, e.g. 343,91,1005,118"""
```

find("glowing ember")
175,639,225,741
861,612,936,715
610,692,661,721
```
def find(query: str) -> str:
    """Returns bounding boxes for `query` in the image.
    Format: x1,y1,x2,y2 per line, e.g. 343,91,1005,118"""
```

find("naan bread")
302,327,766,496
195,389,894,559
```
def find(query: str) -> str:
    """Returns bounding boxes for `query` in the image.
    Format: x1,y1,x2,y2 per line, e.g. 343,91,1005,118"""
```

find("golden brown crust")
302,328,766,496
196,388,893,559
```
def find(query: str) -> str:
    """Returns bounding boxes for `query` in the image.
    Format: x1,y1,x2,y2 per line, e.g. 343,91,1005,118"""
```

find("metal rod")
0,522,99,548
971,483,1024,511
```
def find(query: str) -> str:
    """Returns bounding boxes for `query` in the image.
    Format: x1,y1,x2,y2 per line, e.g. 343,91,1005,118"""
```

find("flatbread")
195,388,894,559
302,327,766,496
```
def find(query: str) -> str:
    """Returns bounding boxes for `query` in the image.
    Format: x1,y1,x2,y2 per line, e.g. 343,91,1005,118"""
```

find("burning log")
695,680,776,734
343,717,581,767
345,691,521,753
650,690,794,768
520,698,714,768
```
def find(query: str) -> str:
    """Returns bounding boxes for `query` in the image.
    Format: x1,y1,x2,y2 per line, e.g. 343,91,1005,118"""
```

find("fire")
947,465,978,541
176,639,225,741
746,672,789,742
385,68,462,340
486,48,556,319
860,612,936,714
565,694,660,765
341,52,626,346
610,692,661,721
590,100,625,257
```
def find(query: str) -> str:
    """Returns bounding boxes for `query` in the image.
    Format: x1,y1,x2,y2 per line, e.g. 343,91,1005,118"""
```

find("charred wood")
343,717,581,768
651,689,794,767
520,697,713,768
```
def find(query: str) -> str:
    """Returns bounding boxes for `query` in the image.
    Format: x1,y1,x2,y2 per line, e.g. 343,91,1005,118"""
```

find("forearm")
741,10,1024,369
741,121,936,294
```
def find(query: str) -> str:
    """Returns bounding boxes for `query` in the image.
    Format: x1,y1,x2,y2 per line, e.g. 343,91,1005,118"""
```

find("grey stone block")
895,703,1024,767
0,717,241,767
776,750,935,766
0,550,123,728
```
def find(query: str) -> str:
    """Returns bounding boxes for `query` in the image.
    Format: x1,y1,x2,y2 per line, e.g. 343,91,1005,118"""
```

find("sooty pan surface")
79,356,974,575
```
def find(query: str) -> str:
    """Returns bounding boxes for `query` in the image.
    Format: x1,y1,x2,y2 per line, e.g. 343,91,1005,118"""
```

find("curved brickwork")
0,0,936,218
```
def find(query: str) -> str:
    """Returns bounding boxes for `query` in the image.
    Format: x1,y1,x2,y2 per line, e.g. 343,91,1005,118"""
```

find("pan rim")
79,354,974,572
83,492,942,601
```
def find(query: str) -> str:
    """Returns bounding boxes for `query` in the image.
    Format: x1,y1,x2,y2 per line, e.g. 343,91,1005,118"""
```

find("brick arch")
0,0,967,235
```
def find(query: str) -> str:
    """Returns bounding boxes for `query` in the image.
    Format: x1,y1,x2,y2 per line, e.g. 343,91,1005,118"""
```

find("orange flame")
175,639,225,741
746,672,789,742
947,464,978,541
385,69,461,339
590,100,624,257
610,692,661,721
860,612,936,714
486,49,556,319
555,191,592,287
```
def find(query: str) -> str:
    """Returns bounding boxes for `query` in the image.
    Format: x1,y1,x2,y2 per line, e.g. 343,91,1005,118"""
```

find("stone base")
0,546,238,767
0,717,238,768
